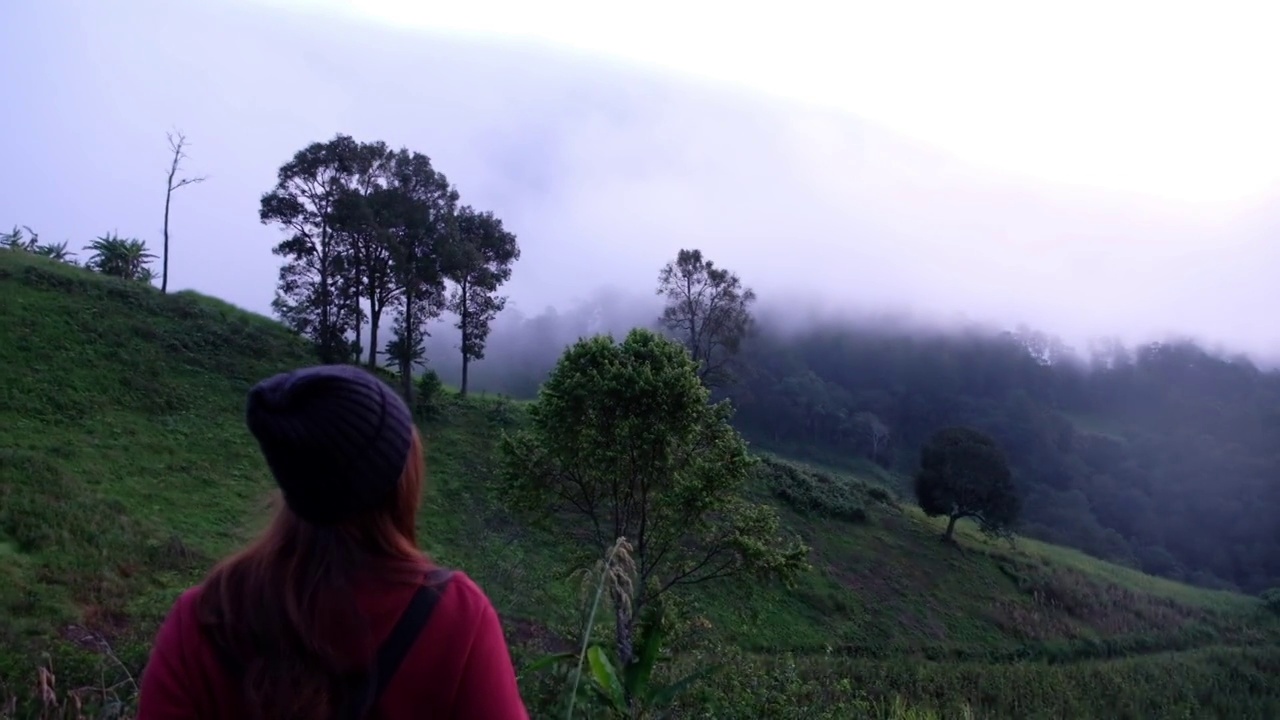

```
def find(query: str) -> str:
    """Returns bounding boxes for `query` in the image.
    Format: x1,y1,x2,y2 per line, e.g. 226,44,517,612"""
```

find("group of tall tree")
259,134,519,399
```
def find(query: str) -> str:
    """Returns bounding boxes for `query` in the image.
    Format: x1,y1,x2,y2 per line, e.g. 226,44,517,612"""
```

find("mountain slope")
2,250,1278,719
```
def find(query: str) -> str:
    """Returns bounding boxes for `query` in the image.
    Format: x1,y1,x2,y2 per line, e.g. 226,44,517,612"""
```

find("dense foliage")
500,329,808,659
727,322,1280,594
257,134,518,399
656,248,756,389
913,427,1019,541
424,292,1280,596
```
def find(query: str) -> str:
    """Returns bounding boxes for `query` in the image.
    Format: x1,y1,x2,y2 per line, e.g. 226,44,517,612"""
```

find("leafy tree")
383,324,427,378
260,134,365,363
2,225,38,252
85,232,156,282
32,239,77,265
1,225,77,264
379,148,459,402
160,129,206,294
914,426,1020,541
413,368,445,419
656,248,756,389
446,205,520,396
329,140,396,368
500,327,808,668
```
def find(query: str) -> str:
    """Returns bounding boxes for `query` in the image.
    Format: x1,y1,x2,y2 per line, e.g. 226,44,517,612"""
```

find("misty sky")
3,0,1279,359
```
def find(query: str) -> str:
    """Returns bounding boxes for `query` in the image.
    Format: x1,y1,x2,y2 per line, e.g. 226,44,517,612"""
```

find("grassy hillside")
2,250,1279,719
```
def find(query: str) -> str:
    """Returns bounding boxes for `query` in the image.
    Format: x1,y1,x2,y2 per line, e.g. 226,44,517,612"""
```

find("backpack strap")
343,567,455,719
208,569,455,719
371,568,455,702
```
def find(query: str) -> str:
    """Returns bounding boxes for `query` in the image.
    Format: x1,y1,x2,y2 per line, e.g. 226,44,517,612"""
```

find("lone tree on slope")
914,426,1020,542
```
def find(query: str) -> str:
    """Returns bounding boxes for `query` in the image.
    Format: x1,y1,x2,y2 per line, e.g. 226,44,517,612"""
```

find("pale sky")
312,0,1280,207
2,0,1279,358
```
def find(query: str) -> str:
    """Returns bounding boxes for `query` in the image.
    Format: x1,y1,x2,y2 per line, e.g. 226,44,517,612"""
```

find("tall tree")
914,426,1020,542
161,130,206,294
329,141,396,368
656,248,756,389
260,134,364,364
380,148,459,401
446,206,520,396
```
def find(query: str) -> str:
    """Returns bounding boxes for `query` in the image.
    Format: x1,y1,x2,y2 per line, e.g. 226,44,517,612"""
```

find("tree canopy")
257,134,516,398
446,205,520,396
914,426,1020,541
656,248,756,389
499,327,808,660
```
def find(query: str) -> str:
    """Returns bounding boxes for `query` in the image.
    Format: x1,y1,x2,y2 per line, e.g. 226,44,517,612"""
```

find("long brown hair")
196,427,431,719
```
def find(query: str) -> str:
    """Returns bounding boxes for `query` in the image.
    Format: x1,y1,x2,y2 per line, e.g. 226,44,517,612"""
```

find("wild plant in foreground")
1,651,137,720
525,536,721,719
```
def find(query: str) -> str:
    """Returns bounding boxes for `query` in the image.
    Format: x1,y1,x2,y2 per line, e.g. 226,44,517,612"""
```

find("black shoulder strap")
344,568,455,719
372,569,454,700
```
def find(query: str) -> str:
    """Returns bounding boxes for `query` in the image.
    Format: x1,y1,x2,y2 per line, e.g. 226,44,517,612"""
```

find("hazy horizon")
3,0,1279,363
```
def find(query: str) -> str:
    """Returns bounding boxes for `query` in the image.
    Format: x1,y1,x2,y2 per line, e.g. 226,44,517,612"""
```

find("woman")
137,364,529,719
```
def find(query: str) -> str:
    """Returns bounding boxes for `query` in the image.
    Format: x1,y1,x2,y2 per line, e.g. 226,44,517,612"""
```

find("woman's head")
245,363,419,529
196,364,430,719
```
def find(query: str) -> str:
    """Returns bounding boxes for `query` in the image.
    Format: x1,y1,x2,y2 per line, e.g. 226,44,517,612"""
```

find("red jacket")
137,571,529,720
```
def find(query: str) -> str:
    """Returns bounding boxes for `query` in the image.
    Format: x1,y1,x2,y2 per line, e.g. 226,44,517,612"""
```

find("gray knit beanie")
244,364,415,525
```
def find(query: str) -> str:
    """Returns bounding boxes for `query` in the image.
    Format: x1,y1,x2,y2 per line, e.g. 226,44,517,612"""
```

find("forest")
433,294,1280,596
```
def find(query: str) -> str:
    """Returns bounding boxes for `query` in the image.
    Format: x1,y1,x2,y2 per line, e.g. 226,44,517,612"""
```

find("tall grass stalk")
567,537,634,720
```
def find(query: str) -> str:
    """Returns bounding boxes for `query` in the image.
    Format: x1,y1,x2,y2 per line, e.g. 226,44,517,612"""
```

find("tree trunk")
458,277,469,397
367,291,381,369
161,186,172,294
400,290,414,404
944,514,959,541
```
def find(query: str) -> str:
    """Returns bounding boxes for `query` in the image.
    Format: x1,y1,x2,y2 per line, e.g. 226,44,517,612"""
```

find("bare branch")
172,176,207,190
161,127,206,294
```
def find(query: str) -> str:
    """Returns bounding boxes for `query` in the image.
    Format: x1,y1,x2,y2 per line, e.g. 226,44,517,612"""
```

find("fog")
3,0,1279,364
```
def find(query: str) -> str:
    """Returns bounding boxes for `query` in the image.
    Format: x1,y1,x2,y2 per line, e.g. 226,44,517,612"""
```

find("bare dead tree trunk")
162,130,207,294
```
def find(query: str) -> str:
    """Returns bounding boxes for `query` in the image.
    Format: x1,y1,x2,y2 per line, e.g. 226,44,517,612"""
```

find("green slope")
2,250,1278,719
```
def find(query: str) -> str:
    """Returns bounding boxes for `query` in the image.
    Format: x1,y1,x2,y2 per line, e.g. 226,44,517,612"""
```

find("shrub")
866,485,896,506
760,458,868,523
1262,588,1280,615
414,369,444,419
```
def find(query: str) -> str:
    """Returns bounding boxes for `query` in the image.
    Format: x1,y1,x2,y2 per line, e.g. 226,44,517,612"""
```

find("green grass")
2,249,1279,719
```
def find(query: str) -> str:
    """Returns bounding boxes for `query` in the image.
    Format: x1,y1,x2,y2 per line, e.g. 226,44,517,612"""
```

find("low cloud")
2,0,1278,361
